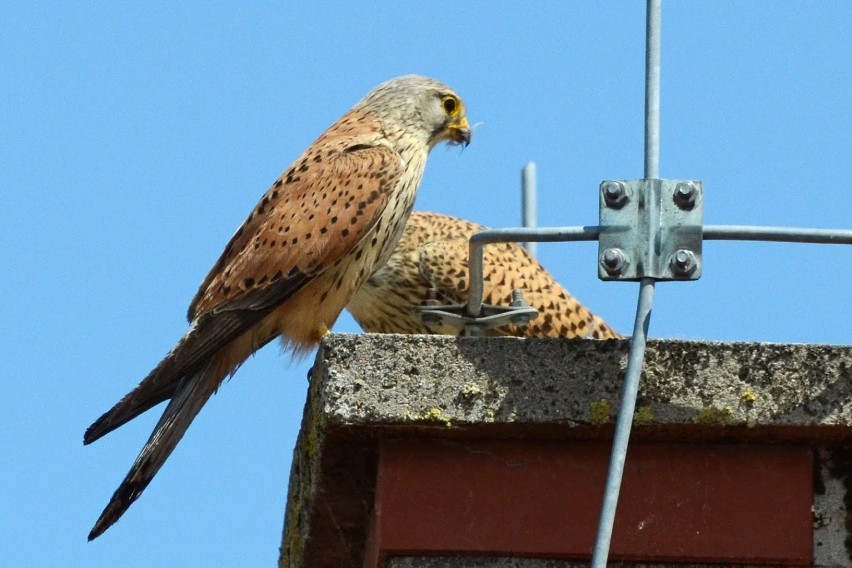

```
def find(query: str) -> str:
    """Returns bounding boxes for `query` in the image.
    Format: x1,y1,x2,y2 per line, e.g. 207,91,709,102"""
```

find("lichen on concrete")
634,405,655,425
589,400,613,425
694,406,736,426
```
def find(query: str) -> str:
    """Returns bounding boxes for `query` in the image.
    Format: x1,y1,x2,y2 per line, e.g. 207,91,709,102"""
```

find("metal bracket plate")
415,290,539,336
598,179,704,281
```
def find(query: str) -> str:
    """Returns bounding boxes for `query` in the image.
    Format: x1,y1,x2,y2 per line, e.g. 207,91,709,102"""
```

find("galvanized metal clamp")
598,179,704,281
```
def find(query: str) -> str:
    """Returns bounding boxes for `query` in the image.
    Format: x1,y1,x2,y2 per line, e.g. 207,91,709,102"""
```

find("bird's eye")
441,95,459,116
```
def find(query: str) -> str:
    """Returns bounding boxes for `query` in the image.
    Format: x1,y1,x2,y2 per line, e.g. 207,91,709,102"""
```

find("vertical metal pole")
521,162,537,258
643,1,661,181
591,1,660,566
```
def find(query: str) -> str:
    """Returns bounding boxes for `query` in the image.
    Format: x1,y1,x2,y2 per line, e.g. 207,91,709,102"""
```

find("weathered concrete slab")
313,335,851,434
279,334,852,568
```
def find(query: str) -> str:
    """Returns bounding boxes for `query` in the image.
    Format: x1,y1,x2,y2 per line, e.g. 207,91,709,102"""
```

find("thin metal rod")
593,1,661,566
462,223,851,318
704,225,852,244
644,0,661,180
470,226,601,244
591,278,655,566
521,162,538,258
465,226,601,316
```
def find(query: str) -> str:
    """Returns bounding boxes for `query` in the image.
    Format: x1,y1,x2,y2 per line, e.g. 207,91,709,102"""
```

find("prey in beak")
448,116,472,147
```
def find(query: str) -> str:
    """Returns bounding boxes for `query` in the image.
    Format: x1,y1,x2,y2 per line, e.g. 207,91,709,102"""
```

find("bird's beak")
448,116,471,147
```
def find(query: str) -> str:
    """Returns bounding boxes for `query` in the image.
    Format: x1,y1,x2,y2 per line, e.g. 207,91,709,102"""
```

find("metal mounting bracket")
415,289,539,336
598,179,704,281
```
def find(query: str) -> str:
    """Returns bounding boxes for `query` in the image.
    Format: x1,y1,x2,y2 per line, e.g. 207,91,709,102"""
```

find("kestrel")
84,76,470,540
347,211,621,339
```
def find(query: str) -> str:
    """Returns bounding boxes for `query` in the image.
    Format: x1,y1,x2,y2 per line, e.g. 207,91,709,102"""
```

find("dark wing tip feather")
88,475,147,540
88,367,218,540
87,274,311,537
84,401,126,445
84,378,174,445
84,418,106,446
84,274,308,445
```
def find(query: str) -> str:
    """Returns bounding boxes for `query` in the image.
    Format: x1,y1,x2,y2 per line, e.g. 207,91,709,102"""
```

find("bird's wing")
187,140,403,319
85,140,404,444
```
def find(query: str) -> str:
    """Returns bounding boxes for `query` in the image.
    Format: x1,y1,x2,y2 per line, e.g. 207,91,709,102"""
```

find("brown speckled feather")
188,116,399,320
348,211,621,339
84,76,471,540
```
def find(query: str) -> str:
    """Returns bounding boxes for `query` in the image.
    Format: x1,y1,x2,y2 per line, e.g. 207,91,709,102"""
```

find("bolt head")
602,181,630,208
600,248,627,274
673,182,697,209
670,249,697,275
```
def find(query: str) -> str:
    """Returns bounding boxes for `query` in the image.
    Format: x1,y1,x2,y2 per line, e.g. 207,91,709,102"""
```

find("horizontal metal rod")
464,223,851,317
703,225,852,244
467,224,852,247
469,226,602,245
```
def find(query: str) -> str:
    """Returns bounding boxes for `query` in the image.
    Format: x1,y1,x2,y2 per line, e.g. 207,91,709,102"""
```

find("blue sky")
2,2,850,566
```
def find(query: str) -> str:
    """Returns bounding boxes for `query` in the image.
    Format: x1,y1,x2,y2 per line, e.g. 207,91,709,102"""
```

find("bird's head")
357,75,471,149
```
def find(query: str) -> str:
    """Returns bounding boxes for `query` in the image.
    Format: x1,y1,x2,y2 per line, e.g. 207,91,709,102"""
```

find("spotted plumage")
84,76,470,540
348,211,621,339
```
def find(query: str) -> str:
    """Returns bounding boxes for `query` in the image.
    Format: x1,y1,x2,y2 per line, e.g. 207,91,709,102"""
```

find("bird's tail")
87,361,220,540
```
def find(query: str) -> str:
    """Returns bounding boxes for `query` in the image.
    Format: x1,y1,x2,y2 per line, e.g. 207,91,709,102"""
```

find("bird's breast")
261,157,425,350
